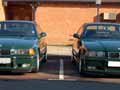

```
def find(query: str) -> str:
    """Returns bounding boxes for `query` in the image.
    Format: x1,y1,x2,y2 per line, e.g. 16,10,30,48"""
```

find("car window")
107,26,116,31
86,26,97,30
86,25,116,31
82,24,120,39
0,22,37,37
3,23,33,31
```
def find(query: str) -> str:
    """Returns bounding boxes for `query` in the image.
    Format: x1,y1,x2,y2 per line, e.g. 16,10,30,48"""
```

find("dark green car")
72,23,120,76
0,20,47,73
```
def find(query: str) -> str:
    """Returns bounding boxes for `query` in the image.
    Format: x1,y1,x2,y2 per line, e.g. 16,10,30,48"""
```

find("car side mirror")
73,33,80,39
40,32,47,37
39,32,47,39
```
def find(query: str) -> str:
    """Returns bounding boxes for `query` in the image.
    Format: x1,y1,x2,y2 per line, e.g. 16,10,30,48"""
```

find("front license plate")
108,61,120,67
0,58,11,64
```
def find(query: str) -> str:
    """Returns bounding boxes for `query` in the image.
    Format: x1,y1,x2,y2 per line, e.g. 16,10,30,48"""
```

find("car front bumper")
0,55,37,73
0,67,32,73
82,57,120,75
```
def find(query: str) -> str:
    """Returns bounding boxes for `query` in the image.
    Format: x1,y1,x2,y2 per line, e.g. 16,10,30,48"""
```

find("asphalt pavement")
0,79,120,90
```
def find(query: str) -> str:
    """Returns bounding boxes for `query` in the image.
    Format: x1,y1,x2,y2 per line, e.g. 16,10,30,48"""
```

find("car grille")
108,52,120,58
0,49,10,56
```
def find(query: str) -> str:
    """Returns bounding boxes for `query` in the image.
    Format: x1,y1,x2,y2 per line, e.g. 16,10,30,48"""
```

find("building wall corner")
0,0,5,21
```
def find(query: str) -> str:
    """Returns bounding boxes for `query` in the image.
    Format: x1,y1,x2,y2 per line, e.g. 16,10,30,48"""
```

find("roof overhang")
4,0,120,3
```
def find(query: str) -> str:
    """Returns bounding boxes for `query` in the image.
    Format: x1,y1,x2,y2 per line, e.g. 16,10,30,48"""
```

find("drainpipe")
32,0,40,22
95,0,102,22
31,4,36,22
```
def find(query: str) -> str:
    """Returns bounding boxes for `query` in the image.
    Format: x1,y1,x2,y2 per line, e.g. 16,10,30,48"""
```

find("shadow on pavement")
0,72,24,75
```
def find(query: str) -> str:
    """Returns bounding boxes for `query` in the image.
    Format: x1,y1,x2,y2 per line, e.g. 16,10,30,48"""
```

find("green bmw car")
0,20,47,73
72,23,120,76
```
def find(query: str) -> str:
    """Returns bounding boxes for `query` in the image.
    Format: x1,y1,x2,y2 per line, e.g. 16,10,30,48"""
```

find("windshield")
82,24,120,39
0,22,37,37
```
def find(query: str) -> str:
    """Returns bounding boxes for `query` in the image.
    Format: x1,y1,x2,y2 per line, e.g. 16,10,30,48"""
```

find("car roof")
0,20,35,24
84,22,120,26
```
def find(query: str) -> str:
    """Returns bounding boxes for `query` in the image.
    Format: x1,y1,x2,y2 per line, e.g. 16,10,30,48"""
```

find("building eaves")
5,0,120,3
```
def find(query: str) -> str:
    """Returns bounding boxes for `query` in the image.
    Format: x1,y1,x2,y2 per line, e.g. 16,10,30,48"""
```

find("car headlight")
16,49,28,55
88,51,96,57
11,49,35,55
97,52,105,57
87,51,105,57
11,49,28,55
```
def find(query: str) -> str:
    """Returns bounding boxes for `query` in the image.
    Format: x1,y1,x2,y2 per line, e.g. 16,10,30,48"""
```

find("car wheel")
42,46,47,63
78,57,84,76
79,59,82,73
32,54,40,73
71,54,76,64
71,50,76,64
43,52,47,63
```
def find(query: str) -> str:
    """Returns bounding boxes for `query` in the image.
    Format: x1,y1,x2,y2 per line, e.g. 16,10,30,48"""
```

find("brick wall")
35,3,120,45
0,0,5,21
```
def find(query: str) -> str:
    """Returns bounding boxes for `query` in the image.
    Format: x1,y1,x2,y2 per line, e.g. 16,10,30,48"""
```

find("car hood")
0,38,37,49
83,39,120,52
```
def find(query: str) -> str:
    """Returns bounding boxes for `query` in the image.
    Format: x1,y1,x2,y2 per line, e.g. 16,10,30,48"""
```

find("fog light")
22,64,30,68
29,48,35,55
87,66,96,70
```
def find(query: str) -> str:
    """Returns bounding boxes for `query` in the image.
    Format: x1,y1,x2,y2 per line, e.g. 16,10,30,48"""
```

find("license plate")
0,58,11,64
108,61,120,67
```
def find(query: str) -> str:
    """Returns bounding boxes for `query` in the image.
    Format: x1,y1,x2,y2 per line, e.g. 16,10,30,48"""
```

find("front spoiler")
81,71,120,77
0,68,32,73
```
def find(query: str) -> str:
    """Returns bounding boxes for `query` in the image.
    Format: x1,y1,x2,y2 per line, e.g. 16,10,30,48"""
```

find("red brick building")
1,0,120,45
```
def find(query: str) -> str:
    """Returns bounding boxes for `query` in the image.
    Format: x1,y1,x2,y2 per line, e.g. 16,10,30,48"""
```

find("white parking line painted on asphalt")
59,59,64,80
48,79,78,81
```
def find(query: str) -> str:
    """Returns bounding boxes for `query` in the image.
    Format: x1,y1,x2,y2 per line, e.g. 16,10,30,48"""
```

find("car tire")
71,55,76,64
71,50,76,64
78,57,84,75
79,59,82,73
43,52,47,63
32,54,40,73
42,46,47,63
